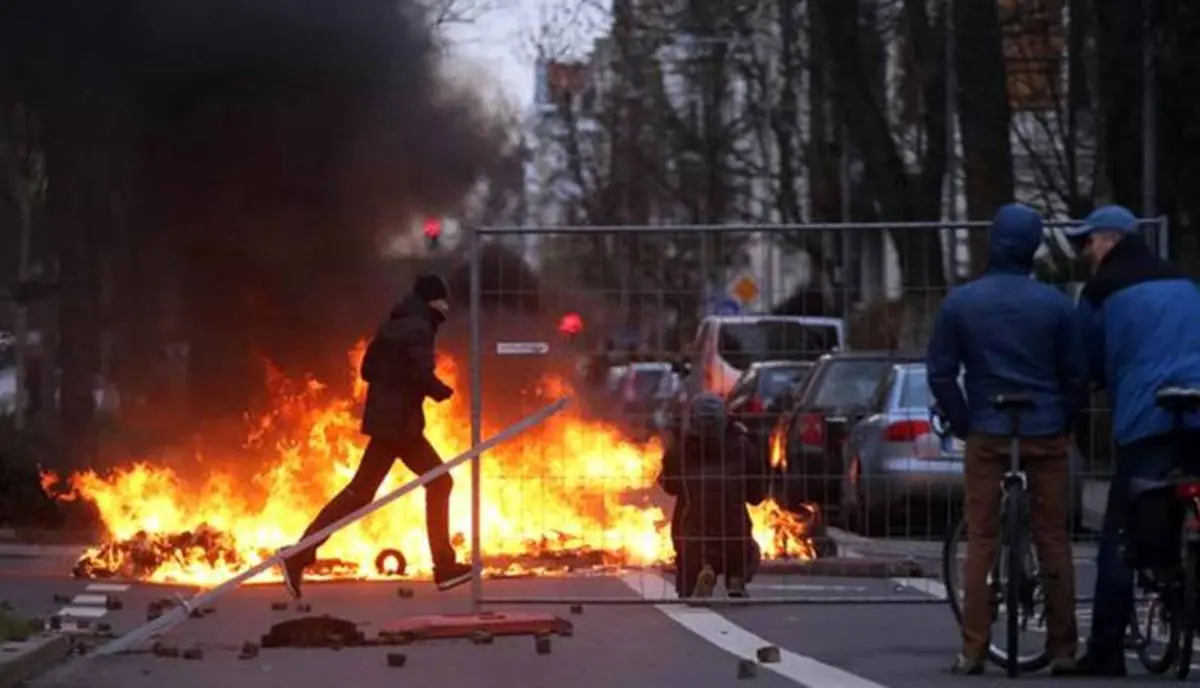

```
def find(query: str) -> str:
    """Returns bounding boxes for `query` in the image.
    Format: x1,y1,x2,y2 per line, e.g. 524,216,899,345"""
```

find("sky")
442,0,608,112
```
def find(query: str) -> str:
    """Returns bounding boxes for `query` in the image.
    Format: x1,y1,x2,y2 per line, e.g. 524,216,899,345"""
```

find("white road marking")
85,583,130,592
71,594,109,606
622,570,891,688
58,605,108,618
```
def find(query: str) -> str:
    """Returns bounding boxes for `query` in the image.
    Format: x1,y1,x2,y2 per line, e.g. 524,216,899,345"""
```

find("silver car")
839,362,1085,535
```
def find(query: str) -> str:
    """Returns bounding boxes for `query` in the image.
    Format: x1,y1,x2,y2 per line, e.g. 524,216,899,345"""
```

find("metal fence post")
468,227,484,614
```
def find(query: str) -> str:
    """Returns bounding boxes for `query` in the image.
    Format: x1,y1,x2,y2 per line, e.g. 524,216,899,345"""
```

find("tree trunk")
954,0,1015,276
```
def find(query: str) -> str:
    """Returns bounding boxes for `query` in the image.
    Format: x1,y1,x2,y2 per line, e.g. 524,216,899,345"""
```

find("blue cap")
1064,205,1140,239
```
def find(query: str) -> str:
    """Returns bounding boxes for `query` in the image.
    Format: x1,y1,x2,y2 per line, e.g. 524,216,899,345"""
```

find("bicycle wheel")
1176,535,1199,678
943,512,1050,673
1135,591,1181,673
1002,489,1024,678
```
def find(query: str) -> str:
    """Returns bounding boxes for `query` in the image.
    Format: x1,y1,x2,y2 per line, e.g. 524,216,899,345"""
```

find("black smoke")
3,1,505,436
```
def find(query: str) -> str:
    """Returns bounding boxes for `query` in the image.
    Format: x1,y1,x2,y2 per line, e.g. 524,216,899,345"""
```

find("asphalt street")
0,530,1179,688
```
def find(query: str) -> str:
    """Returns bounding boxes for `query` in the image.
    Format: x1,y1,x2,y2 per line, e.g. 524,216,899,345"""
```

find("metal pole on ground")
84,398,570,660
468,227,484,614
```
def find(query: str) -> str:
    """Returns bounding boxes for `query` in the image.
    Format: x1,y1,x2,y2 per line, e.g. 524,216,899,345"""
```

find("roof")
747,360,815,371
818,350,924,363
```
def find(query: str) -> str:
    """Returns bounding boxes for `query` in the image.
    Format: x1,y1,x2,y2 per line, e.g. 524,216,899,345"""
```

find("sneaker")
434,561,474,591
727,576,748,598
947,654,985,675
279,552,304,600
1050,651,1126,677
687,565,716,604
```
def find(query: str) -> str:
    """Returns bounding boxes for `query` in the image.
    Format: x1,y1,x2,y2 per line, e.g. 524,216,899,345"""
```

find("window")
760,365,811,400
716,321,839,371
806,359,895,409
998,0,1065,112
899,367,933,409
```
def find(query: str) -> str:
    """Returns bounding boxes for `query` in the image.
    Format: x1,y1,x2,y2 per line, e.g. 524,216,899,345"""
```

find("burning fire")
769,427,786,471
55,344,813,586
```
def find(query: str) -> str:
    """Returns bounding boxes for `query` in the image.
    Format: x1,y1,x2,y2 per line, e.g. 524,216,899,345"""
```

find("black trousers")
294,434,456,567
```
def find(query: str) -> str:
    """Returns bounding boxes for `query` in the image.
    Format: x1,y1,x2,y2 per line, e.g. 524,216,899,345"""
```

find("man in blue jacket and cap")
927,203,1087,675
1058,205,1200,676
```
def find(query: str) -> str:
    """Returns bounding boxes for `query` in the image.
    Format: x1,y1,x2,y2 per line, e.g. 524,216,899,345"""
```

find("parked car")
840,361,1087,535
726,360,815,458
616,361,674,421
770,351,920,515
689,314,845,398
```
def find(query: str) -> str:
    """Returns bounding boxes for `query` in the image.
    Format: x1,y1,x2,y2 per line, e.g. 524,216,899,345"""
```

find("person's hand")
430,381,454,402
730,420,748,435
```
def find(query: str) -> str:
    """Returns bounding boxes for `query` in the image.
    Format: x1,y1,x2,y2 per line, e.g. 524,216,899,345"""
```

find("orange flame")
60,345,811,586
768,426,786,471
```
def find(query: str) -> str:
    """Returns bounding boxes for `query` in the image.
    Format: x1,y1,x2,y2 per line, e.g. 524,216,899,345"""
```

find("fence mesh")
463,218,1168,606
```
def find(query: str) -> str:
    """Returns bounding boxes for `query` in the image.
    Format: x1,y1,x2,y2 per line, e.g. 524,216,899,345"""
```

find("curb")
0,634,72,688
661,556,926,579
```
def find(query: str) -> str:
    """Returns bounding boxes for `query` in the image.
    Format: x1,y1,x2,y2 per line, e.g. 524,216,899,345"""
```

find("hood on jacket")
390,293,445,326
687,392,727,438
987,203,1044,273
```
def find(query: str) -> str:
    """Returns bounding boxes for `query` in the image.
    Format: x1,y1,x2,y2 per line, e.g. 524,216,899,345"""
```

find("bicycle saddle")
991,393,1035,412
1156,387,1200,414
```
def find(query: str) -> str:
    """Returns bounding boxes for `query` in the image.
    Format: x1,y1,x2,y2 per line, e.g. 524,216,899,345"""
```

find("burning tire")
375,549,407,576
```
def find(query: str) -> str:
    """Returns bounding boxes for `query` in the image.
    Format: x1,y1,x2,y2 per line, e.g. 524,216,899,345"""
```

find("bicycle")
1123,386,1200,678
940,393,1048,677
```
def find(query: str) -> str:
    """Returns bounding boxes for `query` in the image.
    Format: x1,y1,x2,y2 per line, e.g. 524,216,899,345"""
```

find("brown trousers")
961,435,1077,660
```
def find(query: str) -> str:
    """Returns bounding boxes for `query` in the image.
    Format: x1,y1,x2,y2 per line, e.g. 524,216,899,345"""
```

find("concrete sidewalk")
1081,479,1108,530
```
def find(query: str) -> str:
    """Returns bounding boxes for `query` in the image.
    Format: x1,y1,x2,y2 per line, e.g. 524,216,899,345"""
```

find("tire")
1003,489,1023,678
1135,594,1181,673
1177,533,1199,678
943,512,1050,674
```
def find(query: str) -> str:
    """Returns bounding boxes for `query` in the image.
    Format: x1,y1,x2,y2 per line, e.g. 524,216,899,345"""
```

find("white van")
690,315,845,398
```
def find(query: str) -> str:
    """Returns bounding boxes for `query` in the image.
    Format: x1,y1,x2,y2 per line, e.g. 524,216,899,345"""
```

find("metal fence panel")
464,218,1168,607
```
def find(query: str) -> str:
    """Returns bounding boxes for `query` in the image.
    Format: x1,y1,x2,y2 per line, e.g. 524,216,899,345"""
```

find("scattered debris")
386,652,407,667
238,641,260,660
396,586,415,599
261,616,365,648
535,636,551,655
53,594,72,604
737,659,758,679
201,605,216,615
756,646,781,664
296,603,312,613
97,623,112,633
152,642,179,658
182,647,204,660
270,601,288,611
568,604,583,615
470,631,494,645
559,625,574,638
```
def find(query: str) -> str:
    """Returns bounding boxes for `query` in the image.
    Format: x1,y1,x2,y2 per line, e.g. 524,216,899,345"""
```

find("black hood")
390,293,444,327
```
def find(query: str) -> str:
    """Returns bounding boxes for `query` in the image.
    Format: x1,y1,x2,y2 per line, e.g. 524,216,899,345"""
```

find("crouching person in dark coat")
658,392,766,599
281,273,472,598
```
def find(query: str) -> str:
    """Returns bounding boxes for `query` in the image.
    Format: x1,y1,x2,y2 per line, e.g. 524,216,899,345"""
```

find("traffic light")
559,312,583,336
423,217,442,250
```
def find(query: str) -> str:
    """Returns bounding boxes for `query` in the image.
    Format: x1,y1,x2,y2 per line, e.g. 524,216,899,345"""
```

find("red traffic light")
422,217,443,239
559,312,583,335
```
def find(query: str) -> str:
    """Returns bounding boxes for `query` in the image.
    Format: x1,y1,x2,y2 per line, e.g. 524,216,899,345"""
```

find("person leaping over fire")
280,273,473,598
658,392,766,599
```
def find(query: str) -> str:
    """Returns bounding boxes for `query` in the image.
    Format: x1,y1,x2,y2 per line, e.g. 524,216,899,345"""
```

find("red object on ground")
379,612,572,640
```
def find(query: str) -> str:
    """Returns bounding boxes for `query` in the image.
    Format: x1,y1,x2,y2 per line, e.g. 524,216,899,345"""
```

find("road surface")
0,531,1176,688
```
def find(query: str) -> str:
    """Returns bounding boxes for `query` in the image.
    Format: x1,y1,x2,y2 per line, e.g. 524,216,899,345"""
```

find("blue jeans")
1088,431,1200,655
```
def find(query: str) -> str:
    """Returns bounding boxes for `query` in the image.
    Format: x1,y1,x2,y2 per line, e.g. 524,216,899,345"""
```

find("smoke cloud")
4,0,506,433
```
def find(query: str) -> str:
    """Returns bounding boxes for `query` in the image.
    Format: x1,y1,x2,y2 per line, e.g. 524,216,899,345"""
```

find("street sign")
727,272,760,306
712,298,740,316
496,341,550,356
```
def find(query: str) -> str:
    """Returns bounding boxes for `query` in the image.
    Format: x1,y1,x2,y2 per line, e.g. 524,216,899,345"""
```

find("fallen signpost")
84,397,571,660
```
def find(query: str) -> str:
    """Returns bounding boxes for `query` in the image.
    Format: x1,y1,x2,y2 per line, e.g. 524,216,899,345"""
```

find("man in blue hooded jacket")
927,203,1087,674
1058,205,1200,676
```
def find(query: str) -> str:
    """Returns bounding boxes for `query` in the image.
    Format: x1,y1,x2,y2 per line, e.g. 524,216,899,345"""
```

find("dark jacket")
1077,235,1200,445
360,295,453,440
927,204,1087,438
658,425,767,546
